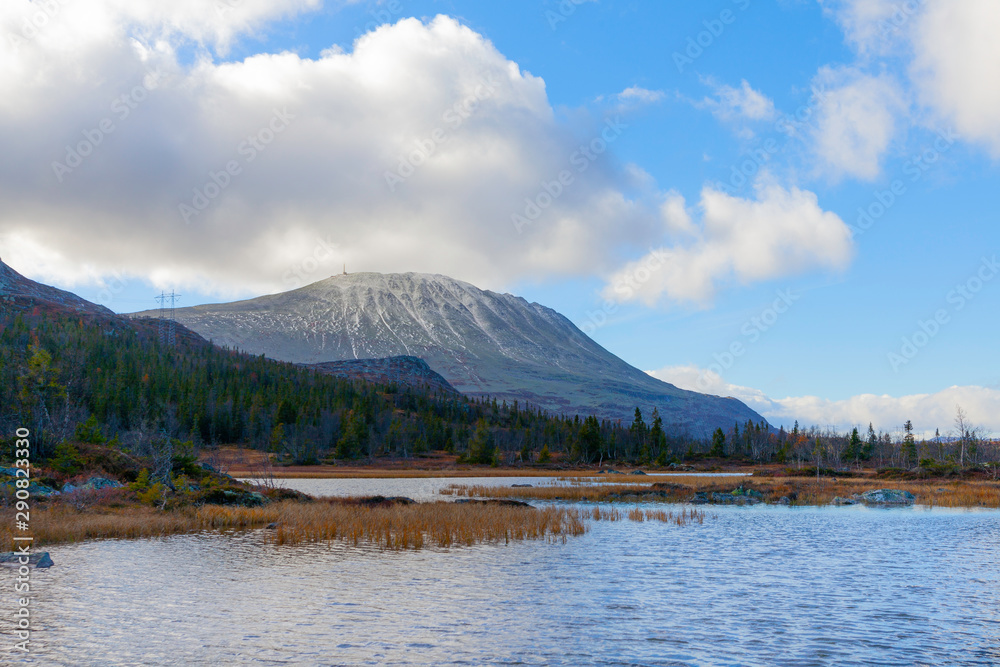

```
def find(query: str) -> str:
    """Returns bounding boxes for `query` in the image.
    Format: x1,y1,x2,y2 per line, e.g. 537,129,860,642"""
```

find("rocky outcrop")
62,477,123,493
308,356,458,395
689,486,764,505
859,489,915,505
455,498,532,508
0,552,53,568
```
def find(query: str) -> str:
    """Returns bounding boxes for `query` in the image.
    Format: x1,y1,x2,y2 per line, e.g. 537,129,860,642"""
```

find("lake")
3,478,999,666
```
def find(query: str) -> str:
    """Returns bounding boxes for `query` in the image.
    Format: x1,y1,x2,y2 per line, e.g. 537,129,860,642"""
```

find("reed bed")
260,501,587,549
0,500,587,551
446,476,1000,508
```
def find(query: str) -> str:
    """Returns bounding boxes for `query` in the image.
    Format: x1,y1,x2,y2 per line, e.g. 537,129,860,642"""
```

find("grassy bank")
444,475,1000,508
0,494,588,551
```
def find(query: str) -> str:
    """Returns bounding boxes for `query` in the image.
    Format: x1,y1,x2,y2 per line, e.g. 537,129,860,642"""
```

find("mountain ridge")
137,271,767,435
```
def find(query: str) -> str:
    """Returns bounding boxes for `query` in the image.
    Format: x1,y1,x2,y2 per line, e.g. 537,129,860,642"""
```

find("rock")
265,522,279,529
629,470,647,476
650,482,682,491
358,495,414,506
62,477,123,493
777,496,791,506
831,497,858,506
859,489,915,505
1,480,57,496
196,488,269,507
454,499,532,508
597,468,625,475
0,466,20,477
711,492,762,506
511,484,533,488
689,492,711,504
0,552,53,568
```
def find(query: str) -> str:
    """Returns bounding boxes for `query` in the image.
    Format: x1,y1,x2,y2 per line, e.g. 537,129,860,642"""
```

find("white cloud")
823,1,1000,157
700,79,775,122
809,66,906,181
602,176,853,307
0,6,660,295
820,0,907,55
616,86,665,106
650,364,1000,437
910,0,1000,156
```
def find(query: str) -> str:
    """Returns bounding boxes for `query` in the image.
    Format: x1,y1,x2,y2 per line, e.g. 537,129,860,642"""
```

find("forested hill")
2,303,751,466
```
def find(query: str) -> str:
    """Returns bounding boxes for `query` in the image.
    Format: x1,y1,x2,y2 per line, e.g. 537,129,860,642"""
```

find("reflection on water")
239,474,750,502
3,479,999,666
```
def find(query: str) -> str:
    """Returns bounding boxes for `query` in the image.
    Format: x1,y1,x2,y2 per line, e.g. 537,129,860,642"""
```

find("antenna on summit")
343,263,347,275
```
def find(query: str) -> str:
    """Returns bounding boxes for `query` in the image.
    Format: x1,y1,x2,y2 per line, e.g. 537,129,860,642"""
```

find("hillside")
136,272,766,435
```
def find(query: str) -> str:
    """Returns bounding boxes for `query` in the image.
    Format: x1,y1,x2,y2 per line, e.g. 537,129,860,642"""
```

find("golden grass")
446,476,1000,508
0,500,587,551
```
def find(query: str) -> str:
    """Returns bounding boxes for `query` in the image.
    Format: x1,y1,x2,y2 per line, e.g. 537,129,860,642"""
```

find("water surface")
3,479,998,666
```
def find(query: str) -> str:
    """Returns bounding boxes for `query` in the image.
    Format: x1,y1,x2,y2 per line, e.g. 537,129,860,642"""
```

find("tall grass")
446,476,1000,508
0,500,587,551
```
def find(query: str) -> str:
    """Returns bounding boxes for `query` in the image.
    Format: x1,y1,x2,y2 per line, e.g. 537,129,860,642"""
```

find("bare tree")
954,405,970,467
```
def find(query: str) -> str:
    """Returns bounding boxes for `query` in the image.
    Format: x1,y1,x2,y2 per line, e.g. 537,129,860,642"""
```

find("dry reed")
0,500,587,551
446,476,1000,508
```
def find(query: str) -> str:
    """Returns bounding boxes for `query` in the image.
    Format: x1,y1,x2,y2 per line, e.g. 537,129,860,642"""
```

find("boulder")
0,552,53,568
511,484,533,488
0,466,21,477
455,499,532,508
1,480,58,496
629,470,647,476
62,477,123,493
831,497,858,506
689,492,711,504
196,488,269,507
859,489,915,505
354,495,415,507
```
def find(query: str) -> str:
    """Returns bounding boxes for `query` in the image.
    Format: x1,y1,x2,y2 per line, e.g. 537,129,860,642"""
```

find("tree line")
1,306,995,471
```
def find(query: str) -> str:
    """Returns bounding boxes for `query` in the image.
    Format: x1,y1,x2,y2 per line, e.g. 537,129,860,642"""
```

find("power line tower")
155,291,181,346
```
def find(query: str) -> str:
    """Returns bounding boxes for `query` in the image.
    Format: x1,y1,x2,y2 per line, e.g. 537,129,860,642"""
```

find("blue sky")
1,0,998,434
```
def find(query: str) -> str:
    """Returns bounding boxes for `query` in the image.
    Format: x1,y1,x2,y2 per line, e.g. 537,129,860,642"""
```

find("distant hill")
136,271,767,436
0,259,114,317
308,356,459,395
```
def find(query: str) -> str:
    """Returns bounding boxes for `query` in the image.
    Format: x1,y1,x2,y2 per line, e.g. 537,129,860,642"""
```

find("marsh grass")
447,476,1000,508
0,498,587,551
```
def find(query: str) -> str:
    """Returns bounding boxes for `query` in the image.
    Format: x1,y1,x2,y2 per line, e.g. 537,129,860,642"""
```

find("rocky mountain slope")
0,259,114,316
308,356,458,395
140,272,765,435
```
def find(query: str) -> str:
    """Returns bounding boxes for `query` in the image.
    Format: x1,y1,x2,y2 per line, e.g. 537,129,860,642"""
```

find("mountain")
139,272,765,435
308,356,459,395
0,258,211,347
0,258,114,316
